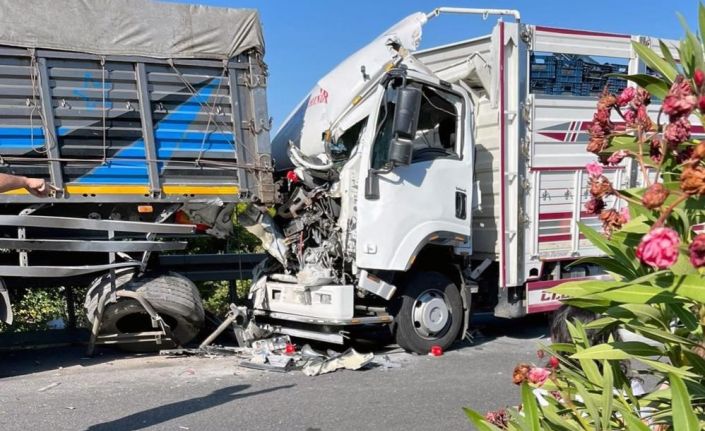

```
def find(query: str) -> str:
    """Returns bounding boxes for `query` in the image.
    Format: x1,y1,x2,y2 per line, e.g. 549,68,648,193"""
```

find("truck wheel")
393,271,463,354
86,272,205,352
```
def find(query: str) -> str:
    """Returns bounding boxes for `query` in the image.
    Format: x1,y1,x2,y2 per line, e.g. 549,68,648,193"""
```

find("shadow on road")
85,384,295,431
467,313,550,347
0,345,131,379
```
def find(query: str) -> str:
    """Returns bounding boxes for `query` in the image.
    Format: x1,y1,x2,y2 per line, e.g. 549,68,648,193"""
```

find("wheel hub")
412,290,450,338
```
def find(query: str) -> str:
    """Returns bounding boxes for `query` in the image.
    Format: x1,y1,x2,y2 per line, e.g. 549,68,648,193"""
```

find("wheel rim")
412,289,451,339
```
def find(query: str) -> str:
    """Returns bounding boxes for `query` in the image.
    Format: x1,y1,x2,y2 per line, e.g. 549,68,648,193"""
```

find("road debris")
37,382,61,392
301,348,374,377
376,355,402,371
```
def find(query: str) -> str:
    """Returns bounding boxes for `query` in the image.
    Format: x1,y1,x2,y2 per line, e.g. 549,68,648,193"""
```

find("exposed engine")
239,144,353,287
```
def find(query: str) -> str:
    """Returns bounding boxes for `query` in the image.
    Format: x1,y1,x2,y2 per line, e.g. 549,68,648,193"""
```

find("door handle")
455,191,467,220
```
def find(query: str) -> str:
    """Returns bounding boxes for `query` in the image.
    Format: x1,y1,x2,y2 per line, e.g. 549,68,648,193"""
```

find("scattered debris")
252,335,291,354
65,406,75,410
302,348,374,377
37,382,61,392
376,355,402,371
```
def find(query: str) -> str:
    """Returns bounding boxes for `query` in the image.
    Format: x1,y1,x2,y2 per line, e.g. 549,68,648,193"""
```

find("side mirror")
388,138,413,166
393,86,421,139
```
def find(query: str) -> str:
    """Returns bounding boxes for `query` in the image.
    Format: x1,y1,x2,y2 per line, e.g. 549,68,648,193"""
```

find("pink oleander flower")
484,409,509,428
528,367,551,387
607,150,627,166
663,75,697,120
636,227,681,269
664,117,691,148
616,87,636,106
586,161,603,178
624,109,636,125
620,207,630,223
689,234,705,268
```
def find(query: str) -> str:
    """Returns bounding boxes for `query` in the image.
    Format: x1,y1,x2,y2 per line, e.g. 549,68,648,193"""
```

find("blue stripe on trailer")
76,80,236,184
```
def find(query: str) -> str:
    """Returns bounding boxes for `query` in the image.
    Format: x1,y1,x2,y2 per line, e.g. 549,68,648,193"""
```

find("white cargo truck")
242,7,671,354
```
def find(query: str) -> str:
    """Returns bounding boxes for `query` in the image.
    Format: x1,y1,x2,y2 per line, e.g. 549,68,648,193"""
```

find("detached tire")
86,271,204,352
393,272,463,354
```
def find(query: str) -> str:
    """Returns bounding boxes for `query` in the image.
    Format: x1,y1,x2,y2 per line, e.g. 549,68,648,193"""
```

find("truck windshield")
372,83,460,169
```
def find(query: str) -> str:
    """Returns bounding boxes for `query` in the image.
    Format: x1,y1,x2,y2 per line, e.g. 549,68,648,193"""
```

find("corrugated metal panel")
0,48,262,202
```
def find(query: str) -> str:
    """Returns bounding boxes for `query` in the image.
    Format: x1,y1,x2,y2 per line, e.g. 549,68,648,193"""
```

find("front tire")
393,271,463,354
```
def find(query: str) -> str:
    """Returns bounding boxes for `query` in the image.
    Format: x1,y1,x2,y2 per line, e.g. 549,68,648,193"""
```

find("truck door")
355,78,474,271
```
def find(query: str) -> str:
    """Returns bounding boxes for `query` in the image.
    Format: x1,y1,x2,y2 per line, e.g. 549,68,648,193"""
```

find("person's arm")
0,173,54,197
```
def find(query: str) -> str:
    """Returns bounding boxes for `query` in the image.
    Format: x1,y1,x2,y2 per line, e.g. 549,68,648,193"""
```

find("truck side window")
410,86,460,163
331,117,368,162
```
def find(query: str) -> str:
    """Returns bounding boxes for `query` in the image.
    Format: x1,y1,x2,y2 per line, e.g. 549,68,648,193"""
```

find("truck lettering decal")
307,88,329,107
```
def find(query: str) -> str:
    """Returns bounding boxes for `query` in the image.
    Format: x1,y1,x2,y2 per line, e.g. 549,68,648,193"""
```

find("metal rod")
0,215,195,234
135,62,162,196
36,57,65,193
199,310,240,349
427,7,521,23
0,238,187,252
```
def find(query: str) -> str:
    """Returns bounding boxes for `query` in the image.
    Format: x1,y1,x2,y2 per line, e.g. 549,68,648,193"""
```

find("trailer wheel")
393,271,463,354
86,272,204,352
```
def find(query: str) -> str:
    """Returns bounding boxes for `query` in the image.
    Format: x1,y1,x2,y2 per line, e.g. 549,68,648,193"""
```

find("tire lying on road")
85,270,205,352
393,271,463,354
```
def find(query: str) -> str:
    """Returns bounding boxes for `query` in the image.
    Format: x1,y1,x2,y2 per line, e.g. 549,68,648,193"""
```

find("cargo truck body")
0,0,273,349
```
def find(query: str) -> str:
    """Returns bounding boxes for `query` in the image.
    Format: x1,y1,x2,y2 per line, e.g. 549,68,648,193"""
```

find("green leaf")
670,275,705,302
667,303,699,331
622,412,652,431
699,2,705,42
568,257,633,279
571,341,662,360
521,382,541,431
659,40,678,69
638,358,698,379
462,408,504,431
592,284,681,305
601,360,614,431
623,322,695,346
611,73,670,99
632,41,678,83
669,373,700,431
573,381,602,428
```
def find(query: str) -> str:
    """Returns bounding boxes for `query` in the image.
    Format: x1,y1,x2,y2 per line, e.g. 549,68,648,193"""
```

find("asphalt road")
0,315,548,431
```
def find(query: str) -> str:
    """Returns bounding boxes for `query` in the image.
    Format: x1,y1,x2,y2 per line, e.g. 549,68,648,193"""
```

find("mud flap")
0,279,12,325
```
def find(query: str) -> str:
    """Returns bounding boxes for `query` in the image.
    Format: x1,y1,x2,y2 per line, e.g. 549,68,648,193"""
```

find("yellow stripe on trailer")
2,185,239,196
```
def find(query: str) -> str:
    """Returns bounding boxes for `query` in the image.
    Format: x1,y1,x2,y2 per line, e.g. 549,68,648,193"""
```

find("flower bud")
584,197,606,215
695,142,705,160
590,176,613,198
681,165,705,195
695,69,705,88
641,183,670,209
548,356,560,369
512,363,532,385
689,233,705,268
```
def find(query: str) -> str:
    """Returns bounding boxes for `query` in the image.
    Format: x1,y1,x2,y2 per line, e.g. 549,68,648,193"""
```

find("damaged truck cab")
244,11,483,353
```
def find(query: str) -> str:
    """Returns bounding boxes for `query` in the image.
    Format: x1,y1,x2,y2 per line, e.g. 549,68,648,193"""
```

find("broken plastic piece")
302,348,374,376
430,345,443,356
251,335,292,354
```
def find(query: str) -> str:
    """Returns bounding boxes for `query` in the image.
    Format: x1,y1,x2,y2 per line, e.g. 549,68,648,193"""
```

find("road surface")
0,315,548,431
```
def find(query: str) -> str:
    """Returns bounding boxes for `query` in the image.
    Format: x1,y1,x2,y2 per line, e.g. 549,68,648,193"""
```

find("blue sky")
168,1,698,131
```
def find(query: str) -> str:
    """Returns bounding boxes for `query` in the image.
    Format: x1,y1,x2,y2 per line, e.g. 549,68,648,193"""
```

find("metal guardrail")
157,252,266,282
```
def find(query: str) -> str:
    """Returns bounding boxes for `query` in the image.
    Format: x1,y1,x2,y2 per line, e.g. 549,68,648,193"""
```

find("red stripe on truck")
535,26,630,39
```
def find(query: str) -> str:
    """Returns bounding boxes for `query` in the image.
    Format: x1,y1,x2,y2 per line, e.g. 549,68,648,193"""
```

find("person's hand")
24,177,58,197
